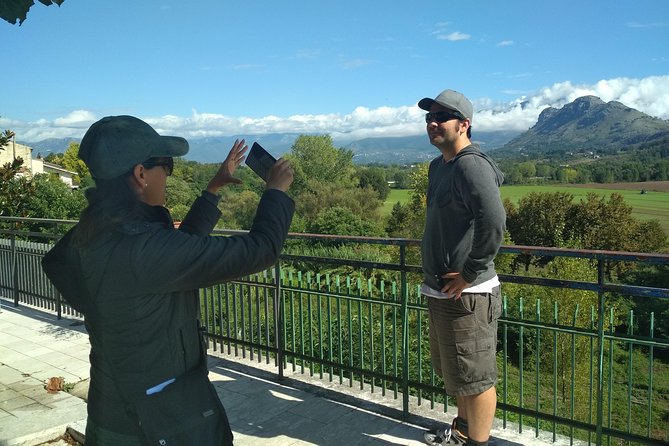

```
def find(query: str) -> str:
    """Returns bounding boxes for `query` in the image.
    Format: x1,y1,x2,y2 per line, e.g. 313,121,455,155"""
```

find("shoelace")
434,429,452,443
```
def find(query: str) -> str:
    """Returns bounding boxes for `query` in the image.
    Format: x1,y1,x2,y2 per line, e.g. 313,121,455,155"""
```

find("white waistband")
421,275,500,299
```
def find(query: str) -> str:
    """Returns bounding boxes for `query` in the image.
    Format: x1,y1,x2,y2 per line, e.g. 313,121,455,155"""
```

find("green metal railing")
1,216,668,445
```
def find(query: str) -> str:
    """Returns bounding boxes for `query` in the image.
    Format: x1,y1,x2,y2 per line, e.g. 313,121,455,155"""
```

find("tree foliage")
0,129,15,147
505,191,666,254
25,173,85,220
287,135,357,195
497,138,669,185
309,206,385,237
285,135,385,235
0,0,64,26
389,162,430,239
0,158,33,217
219,190,262,230
296,182,382,226
61,142,89,183
166,176,200,221
386,202,412,238
505,192,574,248
356,167,390,200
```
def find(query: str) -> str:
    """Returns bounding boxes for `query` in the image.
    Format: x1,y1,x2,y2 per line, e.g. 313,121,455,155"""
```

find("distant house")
31,158,78,188
1,141,77,188
0,140,32,166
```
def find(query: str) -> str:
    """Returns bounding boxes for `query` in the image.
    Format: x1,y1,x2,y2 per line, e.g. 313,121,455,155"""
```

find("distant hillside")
19,130,520,165
28,138,80,157
346,130,521,164
494,96,669,158
20,134,306,163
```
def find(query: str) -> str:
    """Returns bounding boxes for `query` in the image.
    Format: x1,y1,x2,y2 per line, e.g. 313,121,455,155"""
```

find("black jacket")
42,189,294,433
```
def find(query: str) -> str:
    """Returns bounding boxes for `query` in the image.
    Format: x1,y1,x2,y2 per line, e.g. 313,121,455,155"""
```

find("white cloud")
8,75,669,144
437,31,471,41
497,40,514,47
52,110,97,127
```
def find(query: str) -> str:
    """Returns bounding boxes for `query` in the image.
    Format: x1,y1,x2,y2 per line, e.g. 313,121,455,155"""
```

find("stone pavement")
0,304,88,446
0,302,577,446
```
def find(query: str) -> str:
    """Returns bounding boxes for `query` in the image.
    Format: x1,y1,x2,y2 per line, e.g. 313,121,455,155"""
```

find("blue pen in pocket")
145,378,176,395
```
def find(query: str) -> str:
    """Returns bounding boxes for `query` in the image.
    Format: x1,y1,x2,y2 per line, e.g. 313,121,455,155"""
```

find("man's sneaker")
423,425,467,445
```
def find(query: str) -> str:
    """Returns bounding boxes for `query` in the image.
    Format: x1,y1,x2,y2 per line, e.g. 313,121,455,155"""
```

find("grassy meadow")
383,182,669,236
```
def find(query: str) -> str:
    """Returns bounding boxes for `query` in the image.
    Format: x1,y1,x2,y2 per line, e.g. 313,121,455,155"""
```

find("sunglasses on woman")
142,157,174,176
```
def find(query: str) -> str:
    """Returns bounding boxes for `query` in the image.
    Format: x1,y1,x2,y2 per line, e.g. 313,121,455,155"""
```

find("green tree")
25,173,85,220
506,192,574,248
44,151,64,165
296,182,382,224
386,202,412,237
653,160,669,180
309,206,385,237
166,176,200,220
61,142,89,183
284,135,384,231
1,0,64,25
557,167,578,183
0,158,33,217
631,220,667,253
395,162,429,239
565,192,666,253
517,161,536,180
508,169,524,185
356,167,390,200
288,135,356,195
0,129,15,147
219,190,262,230
574,167,592,183
387,166,411,189
535,163,553,179
591,164,614,183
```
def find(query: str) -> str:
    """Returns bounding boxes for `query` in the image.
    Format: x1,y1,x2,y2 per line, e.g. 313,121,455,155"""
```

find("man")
418,90,506,446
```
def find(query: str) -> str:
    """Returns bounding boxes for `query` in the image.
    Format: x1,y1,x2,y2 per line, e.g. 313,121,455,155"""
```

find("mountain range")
493,95,669,158
20,96,669,165
25,131,520,165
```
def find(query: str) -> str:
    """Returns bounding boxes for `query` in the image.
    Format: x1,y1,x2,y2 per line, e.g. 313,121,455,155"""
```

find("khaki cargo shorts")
427,286,502,396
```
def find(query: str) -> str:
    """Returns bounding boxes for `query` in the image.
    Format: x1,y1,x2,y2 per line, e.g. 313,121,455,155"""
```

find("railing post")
400,243,410,417
11,232,19,307
595,257,606,445
274,261,284,380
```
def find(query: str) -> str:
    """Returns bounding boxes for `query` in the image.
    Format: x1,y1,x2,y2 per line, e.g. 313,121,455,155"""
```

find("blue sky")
2,0,668,146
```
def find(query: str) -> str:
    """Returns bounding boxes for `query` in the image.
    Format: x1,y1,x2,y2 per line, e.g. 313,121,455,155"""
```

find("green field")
383,185,669,235
382,189,412,215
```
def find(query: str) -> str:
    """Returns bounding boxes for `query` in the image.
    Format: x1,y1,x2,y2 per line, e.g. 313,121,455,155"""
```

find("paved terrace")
0,303,578,446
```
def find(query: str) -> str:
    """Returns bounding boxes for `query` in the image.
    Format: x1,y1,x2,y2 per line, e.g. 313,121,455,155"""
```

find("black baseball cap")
79,115,189,180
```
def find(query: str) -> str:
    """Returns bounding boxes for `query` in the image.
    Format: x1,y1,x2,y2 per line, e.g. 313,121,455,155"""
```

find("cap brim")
418,98,436,111
152,136,189,157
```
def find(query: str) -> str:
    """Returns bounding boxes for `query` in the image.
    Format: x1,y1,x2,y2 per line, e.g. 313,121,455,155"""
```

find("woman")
42,115,294,445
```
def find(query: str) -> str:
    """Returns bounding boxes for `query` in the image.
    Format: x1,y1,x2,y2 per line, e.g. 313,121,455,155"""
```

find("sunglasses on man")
142,157,174,176
425,111,465,124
